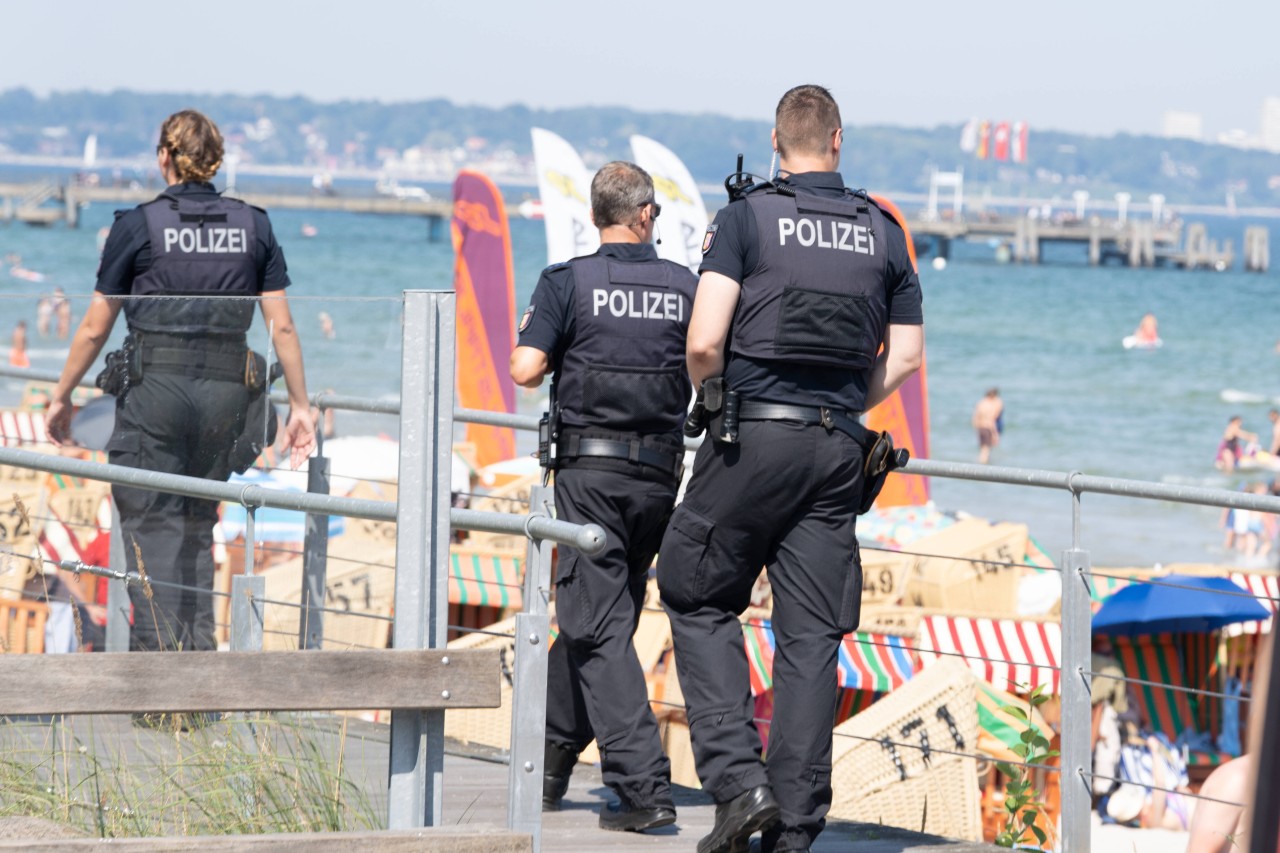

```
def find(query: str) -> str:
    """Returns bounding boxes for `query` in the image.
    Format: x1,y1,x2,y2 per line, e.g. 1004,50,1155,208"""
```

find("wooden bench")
0,648,524,851
0,648,497,715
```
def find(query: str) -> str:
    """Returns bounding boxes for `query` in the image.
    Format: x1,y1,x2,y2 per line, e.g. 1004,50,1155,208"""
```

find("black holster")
227,352,281,474
94,338,134,398
858,429,910,514
697,378,739,445
537,383,560,480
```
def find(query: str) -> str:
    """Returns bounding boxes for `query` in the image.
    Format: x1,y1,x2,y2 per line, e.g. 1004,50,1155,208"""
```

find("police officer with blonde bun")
657,85,924,853
47,110,315,658
511,161,696,832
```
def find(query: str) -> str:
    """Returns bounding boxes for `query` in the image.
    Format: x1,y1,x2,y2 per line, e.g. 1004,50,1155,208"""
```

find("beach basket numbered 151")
830,658,982,841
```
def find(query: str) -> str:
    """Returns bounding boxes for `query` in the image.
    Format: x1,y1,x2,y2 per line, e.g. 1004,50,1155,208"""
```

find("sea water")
2,193,1277,567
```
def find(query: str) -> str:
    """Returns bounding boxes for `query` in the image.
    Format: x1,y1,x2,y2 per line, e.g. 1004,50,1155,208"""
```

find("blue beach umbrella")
1092,574,1269,636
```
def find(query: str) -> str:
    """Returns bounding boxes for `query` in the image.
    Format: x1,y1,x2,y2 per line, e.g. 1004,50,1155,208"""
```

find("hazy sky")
4,0,1278,139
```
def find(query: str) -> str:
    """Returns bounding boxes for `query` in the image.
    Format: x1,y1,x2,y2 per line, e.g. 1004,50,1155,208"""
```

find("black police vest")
730,187,890,371
557,254,695,434
127,193,260,337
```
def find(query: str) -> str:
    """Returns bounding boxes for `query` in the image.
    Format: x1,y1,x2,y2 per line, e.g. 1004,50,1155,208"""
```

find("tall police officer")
657,85,925,853
510,161,696,832
47,110,316,654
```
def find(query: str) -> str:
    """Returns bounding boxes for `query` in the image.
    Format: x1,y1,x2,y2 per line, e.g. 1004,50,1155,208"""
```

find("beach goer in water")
1216,415,1258,471
656,85,923,853
54,288,72,339
36,291,55,337
8,320,30,368
46,109,315,661
973,387,1003,464
318,310,336,339
1132,312,1159,344
511,161,694,832
1269,408,1280,455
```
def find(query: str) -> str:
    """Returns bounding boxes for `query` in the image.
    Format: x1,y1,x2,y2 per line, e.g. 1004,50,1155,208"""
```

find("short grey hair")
591,161,654,229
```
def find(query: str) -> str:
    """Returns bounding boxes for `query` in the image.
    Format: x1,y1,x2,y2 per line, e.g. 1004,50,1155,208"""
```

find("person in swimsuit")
972,387,1003,464
1217,415,1257,471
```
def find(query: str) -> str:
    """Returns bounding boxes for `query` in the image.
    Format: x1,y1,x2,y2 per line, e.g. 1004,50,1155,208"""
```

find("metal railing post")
1059,484,1092,853
299,444,331,649
507,484,555,851
388,290,456,829
232,507,265,652
105,504,130,652
230,574,265,652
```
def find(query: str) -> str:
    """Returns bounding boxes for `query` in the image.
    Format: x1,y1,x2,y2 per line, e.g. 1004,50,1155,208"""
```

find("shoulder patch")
542,260,572,274
702,224,719,254
518,304,535,333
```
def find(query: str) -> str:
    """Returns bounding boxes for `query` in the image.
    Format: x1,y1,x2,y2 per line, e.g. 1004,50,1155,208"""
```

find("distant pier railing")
2,180,1270,270
910,214,1268,272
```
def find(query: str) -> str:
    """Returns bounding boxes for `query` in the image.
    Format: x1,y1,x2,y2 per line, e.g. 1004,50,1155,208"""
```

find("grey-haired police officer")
510,161,696,833
656,85,924,853
47,110,315,657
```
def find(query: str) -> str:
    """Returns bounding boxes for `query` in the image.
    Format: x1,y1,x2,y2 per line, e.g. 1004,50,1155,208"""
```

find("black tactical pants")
106,370,248,652
545,464,677,809
657,421,865,853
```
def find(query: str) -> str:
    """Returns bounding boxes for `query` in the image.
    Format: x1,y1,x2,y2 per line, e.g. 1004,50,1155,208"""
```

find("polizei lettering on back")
591,288,685,321
777,218,874,255
162,227,249,255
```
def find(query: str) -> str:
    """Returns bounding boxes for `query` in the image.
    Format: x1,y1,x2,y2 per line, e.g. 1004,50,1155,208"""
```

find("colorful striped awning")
0,410,47,447
976,680,1053,763
1227,572,1279,636
448,548,522,608
1113,632,1223,748
741,620,915,696
917,615,1061,695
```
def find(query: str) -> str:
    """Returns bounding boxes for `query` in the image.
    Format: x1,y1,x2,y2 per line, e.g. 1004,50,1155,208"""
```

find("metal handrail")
905,457,1280,514
0,445,603,553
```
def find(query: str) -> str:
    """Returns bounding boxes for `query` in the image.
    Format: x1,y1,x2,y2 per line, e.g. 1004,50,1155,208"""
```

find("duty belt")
557,435,683,478
140,345,251,384
737,401,867,442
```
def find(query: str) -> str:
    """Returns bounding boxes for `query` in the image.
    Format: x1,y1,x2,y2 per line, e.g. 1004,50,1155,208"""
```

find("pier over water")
0,181,1270,270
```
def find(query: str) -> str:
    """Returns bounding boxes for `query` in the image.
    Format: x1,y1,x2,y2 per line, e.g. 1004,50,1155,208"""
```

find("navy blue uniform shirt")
699,171,922,411
96,182,290,296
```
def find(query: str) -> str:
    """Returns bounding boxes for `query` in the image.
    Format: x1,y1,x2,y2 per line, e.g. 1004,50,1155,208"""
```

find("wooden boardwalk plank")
0,650,498,715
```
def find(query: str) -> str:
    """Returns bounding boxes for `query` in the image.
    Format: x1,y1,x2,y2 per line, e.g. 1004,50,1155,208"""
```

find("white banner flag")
629,135,709,274
531,128,598,265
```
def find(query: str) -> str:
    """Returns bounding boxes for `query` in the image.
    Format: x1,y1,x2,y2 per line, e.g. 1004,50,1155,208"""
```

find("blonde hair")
158,110,224,183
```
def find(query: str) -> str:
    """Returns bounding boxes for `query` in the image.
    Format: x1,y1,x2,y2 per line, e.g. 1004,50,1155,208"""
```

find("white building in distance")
1261,97,1280,153
1162,110,1203,141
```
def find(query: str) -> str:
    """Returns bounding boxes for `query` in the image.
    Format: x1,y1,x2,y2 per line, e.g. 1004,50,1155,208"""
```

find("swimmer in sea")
1133,312,1159,344
8,320,29,368
972,387,1003,464
1216,415,1258,471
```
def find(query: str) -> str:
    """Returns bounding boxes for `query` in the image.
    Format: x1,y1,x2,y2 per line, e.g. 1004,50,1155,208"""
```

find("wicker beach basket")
830,658,982,841
443,614,521,748
903,519,1027,616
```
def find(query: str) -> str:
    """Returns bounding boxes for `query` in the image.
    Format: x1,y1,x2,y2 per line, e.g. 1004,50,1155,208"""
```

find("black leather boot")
542,741,578,811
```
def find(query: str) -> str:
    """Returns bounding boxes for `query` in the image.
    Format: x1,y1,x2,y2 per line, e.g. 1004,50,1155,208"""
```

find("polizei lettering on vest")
591,288,684,321
162,227,249,255
777,218,874,255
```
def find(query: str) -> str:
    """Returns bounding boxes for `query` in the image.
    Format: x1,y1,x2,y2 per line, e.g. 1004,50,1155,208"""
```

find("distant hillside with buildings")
2,88,1280,208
